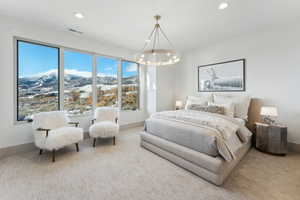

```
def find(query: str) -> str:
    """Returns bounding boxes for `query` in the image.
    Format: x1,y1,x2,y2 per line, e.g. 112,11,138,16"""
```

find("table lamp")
175,100,183,110
260,106,278,125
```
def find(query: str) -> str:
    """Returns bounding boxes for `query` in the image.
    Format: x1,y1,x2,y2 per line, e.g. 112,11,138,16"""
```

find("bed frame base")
141,131,251,186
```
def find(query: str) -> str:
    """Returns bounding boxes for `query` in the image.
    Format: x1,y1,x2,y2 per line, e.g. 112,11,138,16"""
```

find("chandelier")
135,15,180,66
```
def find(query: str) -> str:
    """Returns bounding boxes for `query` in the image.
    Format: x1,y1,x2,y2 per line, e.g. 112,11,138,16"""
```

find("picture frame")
198,59,246,92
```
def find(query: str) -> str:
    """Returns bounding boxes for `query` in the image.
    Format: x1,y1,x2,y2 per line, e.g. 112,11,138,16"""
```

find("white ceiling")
0,0,299,52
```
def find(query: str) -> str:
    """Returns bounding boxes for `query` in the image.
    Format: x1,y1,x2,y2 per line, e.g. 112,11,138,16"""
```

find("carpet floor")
0,126,299,200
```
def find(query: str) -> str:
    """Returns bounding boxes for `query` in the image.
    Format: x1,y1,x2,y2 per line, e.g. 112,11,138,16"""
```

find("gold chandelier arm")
157,26,160,50
158,25,175,49
152,26,159,52
141,25,157,51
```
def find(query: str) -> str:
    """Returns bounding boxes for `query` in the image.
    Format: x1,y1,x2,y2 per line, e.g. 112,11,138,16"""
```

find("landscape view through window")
17,41,140,121
17,41,59,121
63,50,93,115
121,61,139,110
97,56,118,107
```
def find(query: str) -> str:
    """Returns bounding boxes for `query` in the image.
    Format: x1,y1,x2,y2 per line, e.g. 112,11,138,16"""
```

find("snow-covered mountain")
18,69,130,94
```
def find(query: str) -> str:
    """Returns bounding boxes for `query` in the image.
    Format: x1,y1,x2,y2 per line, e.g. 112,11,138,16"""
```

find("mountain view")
18,70,139,120
17,42,139,121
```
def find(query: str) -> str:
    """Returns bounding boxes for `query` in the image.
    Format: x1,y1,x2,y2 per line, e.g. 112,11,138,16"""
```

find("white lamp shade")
175,100,183,108
260,106,278,117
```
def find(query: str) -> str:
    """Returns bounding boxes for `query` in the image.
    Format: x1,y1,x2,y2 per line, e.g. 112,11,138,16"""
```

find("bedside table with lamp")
175,100,183,110
255,106,288,155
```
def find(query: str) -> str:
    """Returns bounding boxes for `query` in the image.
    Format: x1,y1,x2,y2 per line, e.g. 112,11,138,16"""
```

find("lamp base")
263,116,276,125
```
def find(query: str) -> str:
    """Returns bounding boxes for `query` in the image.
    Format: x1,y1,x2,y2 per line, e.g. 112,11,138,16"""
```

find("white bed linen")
234,118,246,126
150,110,252,161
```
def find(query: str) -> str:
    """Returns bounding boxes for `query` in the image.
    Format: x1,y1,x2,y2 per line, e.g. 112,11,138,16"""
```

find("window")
96,56,119,107
17,41,59,121
121,61,139,110
64,50,93,115
15,38,141,121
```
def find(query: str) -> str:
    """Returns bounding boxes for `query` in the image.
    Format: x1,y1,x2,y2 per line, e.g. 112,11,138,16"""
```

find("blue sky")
65,50,93,72
122,61,138,78
18,41,59,77
18,41,137,78
97,56,118,76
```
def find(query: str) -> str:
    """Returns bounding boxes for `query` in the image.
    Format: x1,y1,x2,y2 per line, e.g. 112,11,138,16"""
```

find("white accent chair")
89,107,119,147
32,111,83,162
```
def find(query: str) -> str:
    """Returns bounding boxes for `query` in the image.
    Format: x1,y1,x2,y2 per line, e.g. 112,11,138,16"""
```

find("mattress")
145,117,219,157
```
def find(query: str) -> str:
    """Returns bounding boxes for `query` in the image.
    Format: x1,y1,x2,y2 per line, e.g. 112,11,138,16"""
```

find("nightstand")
255,122,287,155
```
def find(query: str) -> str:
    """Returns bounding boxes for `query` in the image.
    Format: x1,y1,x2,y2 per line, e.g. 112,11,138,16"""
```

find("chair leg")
52,150,56,162
113,136,116,145
93,138,96,147
39,149,43,155
75,143,79,152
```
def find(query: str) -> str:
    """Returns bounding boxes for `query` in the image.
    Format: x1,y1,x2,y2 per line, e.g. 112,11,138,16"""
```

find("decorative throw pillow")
213,94,251,120
207,105,225,115
188,104,225,115
209,102,235,118
184,95,212,110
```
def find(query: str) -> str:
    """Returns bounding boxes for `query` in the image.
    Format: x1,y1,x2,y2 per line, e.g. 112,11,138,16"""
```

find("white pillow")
185,95,212,110
209,102,235,118
213,94,251,120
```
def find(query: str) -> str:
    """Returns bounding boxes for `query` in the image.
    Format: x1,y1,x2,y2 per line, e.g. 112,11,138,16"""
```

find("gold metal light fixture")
135,15,180,66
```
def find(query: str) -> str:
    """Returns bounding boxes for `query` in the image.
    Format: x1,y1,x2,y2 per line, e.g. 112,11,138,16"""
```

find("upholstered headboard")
246,98,263,132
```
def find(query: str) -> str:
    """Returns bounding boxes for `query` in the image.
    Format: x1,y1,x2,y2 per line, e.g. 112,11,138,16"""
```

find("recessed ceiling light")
218,2,229,10
74,12,84,19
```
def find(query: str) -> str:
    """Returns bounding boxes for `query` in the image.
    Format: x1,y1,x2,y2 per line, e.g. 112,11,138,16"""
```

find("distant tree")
87,95,93,105
70,90,80,102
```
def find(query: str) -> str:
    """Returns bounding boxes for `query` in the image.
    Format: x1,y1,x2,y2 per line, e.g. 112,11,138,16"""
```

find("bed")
140,94,253,185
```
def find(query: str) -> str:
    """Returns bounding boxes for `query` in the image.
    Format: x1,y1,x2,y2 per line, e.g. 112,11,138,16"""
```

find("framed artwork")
198,59,246,92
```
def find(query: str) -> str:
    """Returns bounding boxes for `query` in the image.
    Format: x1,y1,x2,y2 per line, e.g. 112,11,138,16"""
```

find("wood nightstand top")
255,122,287,128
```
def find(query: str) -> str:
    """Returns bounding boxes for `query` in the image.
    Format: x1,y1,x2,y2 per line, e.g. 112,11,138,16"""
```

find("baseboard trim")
0,121,145,159
288,142,300,153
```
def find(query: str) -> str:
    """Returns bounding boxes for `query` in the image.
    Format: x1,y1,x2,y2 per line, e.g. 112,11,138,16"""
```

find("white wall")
0,15,148,148
146,66,157,114
156,66,176,112
144,65,176,114
174,25,300,144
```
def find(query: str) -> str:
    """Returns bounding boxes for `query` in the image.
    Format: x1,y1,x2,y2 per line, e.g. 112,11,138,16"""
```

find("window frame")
15,39,61,122
63,48,94,115
95,55,120,108
120,59,140,111
14,36,141,123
